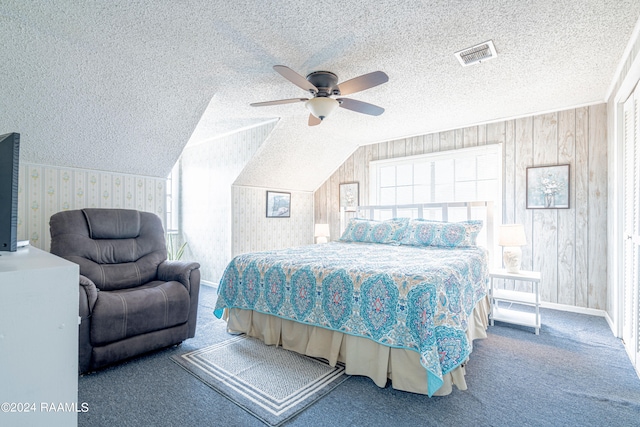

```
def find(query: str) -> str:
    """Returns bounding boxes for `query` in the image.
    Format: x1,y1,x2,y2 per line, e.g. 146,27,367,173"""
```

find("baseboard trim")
540,302,621,337
201,280,218,289
603,311,617,337
539,301,606,317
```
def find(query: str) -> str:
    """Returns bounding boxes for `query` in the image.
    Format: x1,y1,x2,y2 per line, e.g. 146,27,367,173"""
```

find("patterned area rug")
171,335,349,426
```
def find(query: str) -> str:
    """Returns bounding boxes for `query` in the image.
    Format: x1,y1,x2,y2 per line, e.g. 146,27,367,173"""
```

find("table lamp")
314,223,330,244
498,224,527,273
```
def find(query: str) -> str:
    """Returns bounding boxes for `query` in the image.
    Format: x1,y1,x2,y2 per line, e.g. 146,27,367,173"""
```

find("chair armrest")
157,260,201,292
78,274,98,374
79,274,98,316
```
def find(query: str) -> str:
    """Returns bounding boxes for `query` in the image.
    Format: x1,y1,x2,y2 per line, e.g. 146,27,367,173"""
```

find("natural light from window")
369,144,503,256
371,144,502,206
166,161,180,232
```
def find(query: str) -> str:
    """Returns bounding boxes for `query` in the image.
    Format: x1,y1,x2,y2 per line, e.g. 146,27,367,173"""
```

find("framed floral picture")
339,182,359,212
266,191,291,218
526,164,570,209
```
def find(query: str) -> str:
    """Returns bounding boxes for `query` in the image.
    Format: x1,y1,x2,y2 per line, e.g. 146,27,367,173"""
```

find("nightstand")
489,269,541,335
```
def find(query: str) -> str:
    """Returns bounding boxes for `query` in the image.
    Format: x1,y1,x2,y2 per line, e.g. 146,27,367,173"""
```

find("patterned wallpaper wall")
17,162,166,251
232,185,314,256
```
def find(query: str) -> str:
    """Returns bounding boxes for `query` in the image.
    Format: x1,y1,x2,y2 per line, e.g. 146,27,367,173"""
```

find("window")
166,161,180,232
369,144,502,255
370,144,502,207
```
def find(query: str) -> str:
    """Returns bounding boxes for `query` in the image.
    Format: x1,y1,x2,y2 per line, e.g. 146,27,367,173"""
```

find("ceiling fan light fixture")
305,97,339,120
251,66,388,125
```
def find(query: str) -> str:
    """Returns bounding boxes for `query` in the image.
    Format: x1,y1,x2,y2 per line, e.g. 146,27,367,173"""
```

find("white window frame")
166,161,180,233
369,144,503,208
369,144,503,268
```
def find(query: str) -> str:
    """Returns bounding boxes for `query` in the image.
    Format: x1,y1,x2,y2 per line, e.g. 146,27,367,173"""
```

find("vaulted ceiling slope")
2,1,639,190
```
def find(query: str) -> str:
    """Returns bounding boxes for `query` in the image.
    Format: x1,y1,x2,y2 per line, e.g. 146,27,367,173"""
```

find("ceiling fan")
250,65,389,126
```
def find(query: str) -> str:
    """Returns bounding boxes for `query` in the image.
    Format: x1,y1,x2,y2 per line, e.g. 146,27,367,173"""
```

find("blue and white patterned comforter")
214,241,489,396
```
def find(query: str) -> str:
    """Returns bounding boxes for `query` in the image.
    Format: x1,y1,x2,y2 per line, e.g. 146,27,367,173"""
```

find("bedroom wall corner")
179,121,278,284
231,186,314,257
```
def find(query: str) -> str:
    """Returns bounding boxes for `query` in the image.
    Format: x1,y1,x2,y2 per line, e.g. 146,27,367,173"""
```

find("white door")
622,86,640,375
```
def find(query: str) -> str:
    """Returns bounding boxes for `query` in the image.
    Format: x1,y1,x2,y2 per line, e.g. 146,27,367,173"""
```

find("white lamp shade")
314,223,330,237
498,224,527,247
305,97,339,120
499,224,526,273
314,223,330,244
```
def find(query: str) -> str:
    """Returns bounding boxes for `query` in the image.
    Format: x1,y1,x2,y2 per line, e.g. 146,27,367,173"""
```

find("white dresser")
0,246,79,427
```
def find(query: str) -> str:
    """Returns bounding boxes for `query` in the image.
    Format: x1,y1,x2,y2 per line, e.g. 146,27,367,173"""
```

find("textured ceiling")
2,1,639,191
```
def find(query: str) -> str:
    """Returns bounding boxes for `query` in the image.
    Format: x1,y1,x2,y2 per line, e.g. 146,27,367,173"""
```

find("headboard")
340,201,495,264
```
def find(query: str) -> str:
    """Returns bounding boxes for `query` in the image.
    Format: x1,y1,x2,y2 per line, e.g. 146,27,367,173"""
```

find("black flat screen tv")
0,132,20,252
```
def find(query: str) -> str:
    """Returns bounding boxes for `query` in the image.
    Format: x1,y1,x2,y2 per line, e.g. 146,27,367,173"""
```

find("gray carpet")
78,285,640,427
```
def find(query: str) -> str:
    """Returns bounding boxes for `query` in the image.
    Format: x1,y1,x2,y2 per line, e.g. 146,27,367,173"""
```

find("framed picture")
526,164,570,209
266,191,291,218
339,182,359,212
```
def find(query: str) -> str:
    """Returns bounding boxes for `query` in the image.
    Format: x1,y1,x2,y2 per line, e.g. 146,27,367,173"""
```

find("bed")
214,201,493,397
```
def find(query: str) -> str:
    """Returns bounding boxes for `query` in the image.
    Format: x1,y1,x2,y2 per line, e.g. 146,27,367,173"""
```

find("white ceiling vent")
455,40,497,66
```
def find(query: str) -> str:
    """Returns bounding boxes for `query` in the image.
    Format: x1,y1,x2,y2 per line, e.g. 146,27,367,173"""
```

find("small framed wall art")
266,191,291,218
526,164,570,209
339,182,359,212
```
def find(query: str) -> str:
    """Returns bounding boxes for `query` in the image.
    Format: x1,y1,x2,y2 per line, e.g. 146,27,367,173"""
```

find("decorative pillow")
339,217,410,244
400,219,483,247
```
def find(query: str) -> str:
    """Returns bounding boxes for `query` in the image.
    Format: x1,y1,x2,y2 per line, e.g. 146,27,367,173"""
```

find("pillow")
339,217,410,244
400,219,483,247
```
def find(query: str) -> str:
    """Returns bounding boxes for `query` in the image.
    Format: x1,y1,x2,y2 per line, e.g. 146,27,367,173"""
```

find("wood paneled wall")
314,104,608,309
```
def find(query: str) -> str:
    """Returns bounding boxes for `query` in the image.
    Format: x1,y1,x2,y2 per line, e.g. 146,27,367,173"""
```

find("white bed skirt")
223,296,489,396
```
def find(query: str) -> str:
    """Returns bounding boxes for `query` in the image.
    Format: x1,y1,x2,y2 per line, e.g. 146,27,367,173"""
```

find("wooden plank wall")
314,104,608,309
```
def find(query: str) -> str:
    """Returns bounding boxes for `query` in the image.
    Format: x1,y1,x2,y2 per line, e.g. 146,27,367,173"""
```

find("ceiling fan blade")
337,71,389,96
338,98,385,116
250,98,308,107
308,114,322,126
273,65,318,93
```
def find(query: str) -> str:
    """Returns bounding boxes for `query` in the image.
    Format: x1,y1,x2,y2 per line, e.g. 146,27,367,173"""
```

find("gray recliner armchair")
49,208,200,374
